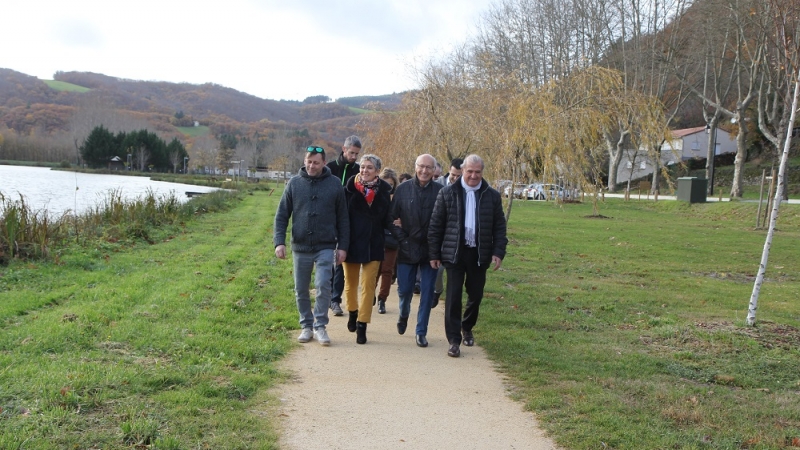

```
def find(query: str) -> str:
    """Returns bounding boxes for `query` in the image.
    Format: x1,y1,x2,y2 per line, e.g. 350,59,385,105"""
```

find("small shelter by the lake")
108,156,125,171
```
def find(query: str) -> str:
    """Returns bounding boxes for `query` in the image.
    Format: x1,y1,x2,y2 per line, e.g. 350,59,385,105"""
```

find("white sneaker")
297,327,313,343
313,328,331,346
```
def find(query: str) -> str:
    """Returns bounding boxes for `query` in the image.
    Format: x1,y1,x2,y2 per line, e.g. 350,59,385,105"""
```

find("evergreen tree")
80,125,117,168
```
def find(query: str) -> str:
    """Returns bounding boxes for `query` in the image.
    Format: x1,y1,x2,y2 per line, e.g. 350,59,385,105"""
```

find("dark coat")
343,176,393,263
390,176,443,264
327,152,360,186
428,178,508,266
273,165,350,253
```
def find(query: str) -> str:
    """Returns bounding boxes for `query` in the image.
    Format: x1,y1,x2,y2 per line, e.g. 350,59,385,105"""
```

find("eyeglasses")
415,163,434,171
306,146,325,153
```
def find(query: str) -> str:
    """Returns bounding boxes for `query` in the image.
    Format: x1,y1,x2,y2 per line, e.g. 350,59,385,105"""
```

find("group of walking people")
273,136,508,357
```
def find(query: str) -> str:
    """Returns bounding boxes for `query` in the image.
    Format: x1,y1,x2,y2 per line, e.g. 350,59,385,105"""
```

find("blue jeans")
293,249,335,330
397,262,437,336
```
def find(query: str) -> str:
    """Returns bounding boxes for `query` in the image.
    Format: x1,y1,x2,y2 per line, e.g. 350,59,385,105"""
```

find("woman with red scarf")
342,154,393,344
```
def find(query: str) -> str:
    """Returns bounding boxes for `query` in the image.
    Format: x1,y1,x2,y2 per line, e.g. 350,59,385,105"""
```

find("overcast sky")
3,0,494,101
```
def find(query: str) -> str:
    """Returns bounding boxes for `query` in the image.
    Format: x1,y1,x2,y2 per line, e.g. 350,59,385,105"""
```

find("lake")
0,165,218,216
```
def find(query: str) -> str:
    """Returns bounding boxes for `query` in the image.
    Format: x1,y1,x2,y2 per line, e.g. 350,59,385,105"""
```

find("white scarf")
461,177,480,247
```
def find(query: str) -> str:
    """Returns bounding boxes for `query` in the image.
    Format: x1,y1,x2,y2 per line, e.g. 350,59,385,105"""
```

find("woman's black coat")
343,176,393,263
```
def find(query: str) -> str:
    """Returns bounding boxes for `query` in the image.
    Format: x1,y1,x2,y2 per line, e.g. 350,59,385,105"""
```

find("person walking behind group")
429,154,507,358
341,155,393,344
432,157,463,307
390,154,442,348
327,135,362,317
374,168,400,314
274,146,350,346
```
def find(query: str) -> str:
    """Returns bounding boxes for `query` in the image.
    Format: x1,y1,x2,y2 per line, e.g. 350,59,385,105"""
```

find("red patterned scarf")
355,175,379,205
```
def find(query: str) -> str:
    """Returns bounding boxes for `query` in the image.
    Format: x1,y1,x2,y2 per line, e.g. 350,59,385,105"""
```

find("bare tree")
133,146,150,171
747,0,800,326
754,0,800,201
190,134,220,174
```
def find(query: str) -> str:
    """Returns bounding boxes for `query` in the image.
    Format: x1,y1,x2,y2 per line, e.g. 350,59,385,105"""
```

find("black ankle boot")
397,316,408,335
347,310,358,332
356,321,367,344
431,291,441,309
378,298,386,314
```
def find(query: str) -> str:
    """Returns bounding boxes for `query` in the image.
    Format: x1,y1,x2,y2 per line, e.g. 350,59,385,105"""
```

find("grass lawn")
1,192,799,449
484,198,800,449
176,125,210,137
42,80,90,93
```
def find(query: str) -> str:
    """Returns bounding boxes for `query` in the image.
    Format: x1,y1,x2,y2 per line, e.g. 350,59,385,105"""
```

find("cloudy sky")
3,0,494,101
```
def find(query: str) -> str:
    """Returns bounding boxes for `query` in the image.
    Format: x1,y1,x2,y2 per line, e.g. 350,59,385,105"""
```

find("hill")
0,67,404,137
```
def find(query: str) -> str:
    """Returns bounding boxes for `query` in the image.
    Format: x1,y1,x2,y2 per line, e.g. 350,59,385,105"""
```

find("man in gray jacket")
274,146,350,346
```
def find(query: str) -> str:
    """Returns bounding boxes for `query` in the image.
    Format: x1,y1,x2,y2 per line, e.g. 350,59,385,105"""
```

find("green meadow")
42,80,91,93
176,125,210,137
1,191,799,449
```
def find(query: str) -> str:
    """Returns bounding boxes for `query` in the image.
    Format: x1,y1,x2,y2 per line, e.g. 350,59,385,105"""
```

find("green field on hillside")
42,80,91,93
176,125,210,137
347,106,371,114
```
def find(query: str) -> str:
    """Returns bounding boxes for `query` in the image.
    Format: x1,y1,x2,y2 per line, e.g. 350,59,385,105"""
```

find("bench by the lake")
185,191,207,198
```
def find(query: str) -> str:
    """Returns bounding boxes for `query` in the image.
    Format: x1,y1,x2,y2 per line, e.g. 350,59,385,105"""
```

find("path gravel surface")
271,290,559,450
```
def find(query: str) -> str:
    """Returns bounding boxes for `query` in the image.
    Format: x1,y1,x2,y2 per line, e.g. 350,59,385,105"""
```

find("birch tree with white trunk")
747,0,799,326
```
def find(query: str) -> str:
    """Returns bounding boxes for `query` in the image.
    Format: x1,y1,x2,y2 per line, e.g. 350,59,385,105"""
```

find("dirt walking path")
271,289,559,450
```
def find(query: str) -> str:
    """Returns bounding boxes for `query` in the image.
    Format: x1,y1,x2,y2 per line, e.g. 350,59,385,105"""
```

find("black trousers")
444,246,488,345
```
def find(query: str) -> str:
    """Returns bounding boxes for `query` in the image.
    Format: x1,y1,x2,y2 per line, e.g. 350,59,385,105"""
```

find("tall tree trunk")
747,66,800,326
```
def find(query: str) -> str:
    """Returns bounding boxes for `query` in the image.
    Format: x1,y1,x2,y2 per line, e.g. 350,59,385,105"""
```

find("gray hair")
463,154,484,170
343,135,362,149
359,154,382,171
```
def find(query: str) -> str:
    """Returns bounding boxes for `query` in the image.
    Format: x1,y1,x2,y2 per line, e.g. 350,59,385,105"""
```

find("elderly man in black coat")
429,154,508,358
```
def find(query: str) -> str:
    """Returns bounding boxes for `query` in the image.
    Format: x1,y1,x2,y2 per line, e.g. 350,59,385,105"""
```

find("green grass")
482,199,800,449
176,125,210,137
1,190,293,449
1,192,799,449
42,80,90,93
347,106,371,114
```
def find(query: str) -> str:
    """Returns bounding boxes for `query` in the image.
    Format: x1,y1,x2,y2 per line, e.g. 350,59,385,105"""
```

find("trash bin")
676,177,708,203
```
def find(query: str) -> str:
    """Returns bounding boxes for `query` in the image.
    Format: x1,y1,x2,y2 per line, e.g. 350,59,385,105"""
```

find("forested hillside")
0,67,405,171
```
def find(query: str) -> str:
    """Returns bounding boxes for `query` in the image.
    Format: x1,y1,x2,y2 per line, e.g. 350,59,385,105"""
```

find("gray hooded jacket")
273,165,350,253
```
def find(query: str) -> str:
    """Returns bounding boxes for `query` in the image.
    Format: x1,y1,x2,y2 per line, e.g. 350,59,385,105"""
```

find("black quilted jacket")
428,179,508,266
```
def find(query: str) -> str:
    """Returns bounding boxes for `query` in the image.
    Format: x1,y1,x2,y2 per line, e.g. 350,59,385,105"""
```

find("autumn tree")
190,134,220,173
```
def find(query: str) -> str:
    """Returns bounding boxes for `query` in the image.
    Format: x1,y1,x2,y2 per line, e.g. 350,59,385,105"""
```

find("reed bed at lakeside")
0,192,799,449
0,189,240,262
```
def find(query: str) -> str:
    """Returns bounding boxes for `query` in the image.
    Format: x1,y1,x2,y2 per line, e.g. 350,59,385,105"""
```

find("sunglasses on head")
306,146,325,153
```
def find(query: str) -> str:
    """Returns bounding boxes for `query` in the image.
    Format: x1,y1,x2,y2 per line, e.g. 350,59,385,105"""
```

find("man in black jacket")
429,154,507,357
390,154,442,348
326,135,361,316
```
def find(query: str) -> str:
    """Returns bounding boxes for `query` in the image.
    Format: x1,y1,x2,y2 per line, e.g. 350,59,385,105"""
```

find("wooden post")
756,169,766,228
763,169,776,227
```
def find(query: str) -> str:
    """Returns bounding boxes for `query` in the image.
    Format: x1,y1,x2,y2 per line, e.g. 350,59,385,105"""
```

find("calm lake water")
0,165,217,216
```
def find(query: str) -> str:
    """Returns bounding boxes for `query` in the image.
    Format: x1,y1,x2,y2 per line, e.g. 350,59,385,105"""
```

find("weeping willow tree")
368,63,670,221
366,49,485,176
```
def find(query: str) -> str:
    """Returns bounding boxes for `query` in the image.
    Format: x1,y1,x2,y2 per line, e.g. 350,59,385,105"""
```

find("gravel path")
271,290,559,450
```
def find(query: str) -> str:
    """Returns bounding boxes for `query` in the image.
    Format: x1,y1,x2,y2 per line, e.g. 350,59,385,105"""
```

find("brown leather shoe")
447,344,460,357
462,329,474,347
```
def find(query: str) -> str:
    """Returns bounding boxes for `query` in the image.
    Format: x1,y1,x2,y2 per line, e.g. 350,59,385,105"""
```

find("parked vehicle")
503,183,528,199
523,183,569,200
